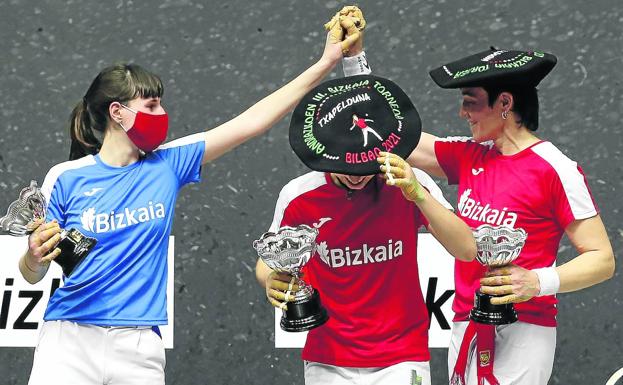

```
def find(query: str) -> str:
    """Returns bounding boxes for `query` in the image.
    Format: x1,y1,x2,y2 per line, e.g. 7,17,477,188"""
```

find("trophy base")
281,290,329,332
470,291,518,325
54,228,97,277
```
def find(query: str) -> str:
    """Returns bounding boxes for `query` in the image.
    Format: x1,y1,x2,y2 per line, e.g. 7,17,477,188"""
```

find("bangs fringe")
124,64,164,100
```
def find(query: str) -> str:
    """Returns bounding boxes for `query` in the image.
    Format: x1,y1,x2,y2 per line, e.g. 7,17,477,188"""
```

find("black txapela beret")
289,75,421,176
429,48,557,89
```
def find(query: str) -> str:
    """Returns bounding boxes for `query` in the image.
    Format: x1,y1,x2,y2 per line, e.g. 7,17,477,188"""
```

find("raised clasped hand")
324,5,366,54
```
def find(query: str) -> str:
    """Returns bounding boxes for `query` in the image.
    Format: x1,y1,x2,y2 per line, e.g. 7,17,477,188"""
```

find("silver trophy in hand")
0,181,96,277
470,224,527,324
253,224,328,332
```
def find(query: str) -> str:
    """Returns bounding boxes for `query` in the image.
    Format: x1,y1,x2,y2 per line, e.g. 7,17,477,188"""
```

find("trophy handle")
0,181,47,236
290,270,314,301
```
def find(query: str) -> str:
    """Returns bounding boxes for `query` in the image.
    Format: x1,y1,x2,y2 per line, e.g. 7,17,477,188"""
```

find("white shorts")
28,320,166,385
448,321,556,385
304,360,431,385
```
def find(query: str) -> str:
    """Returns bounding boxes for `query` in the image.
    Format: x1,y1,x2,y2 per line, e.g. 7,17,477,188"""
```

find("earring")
502,110,509,120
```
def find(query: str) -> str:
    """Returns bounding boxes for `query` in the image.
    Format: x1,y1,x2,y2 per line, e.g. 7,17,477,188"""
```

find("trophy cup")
0,180,97,277
253,224,329,332
470,224,528,325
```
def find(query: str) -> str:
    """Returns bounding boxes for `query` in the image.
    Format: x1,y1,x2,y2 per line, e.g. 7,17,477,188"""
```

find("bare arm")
200,18,362,165
481,215,615,304
201,58,336,164
405,132,447,179
557,215,615,292
378,152,476,262
424,200,477,262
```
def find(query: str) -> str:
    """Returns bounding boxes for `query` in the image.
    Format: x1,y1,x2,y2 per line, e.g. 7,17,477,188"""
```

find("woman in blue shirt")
18,17,360,385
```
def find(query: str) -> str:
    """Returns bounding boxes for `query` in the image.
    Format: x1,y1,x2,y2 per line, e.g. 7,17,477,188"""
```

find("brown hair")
68,63,164,160
483,85,540,131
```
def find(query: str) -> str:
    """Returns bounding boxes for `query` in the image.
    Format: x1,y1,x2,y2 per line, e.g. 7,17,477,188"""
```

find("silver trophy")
470,224,528,324
0,181,96,277
253,224,328,332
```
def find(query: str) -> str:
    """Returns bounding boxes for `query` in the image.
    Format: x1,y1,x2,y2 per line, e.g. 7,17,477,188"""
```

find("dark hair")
483,85,539,131
68,63,164,160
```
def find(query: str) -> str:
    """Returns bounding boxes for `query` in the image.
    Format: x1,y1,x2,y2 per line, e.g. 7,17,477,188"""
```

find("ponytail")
69,99,101,160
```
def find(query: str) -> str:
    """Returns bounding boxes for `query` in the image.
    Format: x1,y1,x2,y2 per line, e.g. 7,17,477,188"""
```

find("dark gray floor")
0,1,621,384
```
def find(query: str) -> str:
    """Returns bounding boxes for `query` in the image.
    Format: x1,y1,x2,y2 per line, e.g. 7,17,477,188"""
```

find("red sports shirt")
268,171,450,367
435,138,598,326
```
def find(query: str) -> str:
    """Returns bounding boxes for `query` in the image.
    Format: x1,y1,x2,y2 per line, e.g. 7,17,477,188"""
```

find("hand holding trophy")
0,181,96,277
470,224,528,324
253,224,328,332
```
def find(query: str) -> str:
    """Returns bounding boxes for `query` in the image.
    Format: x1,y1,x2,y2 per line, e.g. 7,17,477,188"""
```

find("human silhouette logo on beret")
349,113,383,147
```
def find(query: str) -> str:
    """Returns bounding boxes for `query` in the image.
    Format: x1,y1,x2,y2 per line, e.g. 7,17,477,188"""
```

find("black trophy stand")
281,290,329,332
55,228,97,277
470,290,518,325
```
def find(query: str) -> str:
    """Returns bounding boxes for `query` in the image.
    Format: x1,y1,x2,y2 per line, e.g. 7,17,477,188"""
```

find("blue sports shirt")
40,133,205,326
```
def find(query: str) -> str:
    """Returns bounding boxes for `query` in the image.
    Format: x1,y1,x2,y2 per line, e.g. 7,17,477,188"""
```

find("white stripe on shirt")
437,136,494,149
531,142,597,220
268,172,327,233
156,132,206,150
41,155,97,205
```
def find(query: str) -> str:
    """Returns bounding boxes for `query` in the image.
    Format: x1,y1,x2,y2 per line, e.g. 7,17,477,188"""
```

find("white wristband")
533,267,560,296
342,51,371,76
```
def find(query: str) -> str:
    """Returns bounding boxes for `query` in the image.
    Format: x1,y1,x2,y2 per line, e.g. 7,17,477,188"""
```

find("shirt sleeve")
268,186,302,232
434,137,481,185
155,133,206,187
549,164,599,230
40,169,66,228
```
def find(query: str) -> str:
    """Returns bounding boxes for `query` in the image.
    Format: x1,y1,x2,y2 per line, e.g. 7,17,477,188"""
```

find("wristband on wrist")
533,267,560,296
342,51,371,76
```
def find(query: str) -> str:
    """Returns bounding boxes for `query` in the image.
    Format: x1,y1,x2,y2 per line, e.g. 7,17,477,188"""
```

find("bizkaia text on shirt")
457,189,518,227
80,201,166,233
316,239,403,268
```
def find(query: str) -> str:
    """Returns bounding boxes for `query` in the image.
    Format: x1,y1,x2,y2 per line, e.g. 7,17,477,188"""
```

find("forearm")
201,59,336,163
556,249,615,293
242,59,336,136
406,133,446,178
417,193,476,262
19,252,49,284
552,215,615,294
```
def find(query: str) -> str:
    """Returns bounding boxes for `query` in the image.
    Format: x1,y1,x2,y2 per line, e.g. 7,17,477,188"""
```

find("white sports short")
28,320,166,385
448,321,556,385
304,360,431,385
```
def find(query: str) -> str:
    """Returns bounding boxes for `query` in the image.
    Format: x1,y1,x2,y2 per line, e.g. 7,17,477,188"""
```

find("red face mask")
120,104,169,152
